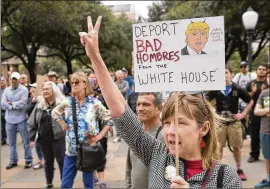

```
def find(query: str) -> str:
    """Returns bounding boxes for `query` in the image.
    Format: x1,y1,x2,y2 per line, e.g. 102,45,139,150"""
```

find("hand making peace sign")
79,16,102,59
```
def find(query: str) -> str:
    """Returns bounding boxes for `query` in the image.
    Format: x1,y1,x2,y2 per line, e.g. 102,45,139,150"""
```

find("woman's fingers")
170,176,189,188
80,37,85,46
94,16,102,31
87,16,93,33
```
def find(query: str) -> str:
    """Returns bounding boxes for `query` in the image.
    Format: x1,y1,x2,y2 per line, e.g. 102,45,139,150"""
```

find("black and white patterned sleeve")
112,105,159,167
222,166,243,188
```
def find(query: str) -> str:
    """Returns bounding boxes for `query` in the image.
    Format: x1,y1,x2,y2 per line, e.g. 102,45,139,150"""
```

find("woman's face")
57,78,63,84
42,84,53,99
163,108,202,160
29,87,36,97
71,78,86,95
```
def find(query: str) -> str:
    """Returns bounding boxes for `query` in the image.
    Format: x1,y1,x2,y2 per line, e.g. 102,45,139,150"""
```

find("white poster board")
133,16,225,92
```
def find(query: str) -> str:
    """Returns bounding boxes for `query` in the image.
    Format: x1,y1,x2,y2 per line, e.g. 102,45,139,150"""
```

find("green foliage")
229,47,269,74
1,0,133,81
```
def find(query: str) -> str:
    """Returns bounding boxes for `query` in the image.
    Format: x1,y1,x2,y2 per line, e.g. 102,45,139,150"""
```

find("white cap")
10,72,21,80
29,83,37,88
240,61,248,66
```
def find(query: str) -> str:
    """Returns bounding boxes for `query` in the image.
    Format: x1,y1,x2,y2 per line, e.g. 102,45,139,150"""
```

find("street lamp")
242,6,259,72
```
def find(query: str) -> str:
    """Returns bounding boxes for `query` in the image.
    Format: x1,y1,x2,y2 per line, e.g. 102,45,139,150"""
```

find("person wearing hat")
47,71,58,84
1,72,32,169
232,61,257,138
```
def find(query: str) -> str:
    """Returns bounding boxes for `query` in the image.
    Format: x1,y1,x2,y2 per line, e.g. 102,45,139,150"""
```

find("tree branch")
37,53,65,60
1,42,27,67
252,30,269,61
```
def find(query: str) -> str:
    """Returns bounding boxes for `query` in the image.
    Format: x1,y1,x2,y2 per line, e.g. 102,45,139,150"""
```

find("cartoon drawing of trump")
181,20,209,55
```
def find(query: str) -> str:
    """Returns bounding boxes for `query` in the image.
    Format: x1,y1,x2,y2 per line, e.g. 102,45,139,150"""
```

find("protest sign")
35,75,45,96
133,16,225,92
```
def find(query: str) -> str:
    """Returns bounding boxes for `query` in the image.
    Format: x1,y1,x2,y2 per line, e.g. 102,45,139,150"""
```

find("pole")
174,93,179,176
247,31,253,72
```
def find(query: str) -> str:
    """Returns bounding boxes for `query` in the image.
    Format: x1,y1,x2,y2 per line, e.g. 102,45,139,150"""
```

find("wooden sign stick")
174,92,179,176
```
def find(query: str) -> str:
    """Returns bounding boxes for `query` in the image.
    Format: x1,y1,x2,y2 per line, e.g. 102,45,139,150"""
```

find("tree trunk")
66,56,73,78
27,49,37,83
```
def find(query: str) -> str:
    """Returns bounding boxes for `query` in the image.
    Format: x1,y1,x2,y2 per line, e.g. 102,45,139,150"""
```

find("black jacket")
206,82,251,114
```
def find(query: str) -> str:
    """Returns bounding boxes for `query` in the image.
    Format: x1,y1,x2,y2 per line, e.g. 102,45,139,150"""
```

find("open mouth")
169,141,181,145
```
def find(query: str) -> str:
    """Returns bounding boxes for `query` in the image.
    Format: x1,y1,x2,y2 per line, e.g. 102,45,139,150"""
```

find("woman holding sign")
79,16,242,188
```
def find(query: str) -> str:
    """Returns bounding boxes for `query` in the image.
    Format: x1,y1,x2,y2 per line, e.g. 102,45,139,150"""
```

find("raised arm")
79,16,163,167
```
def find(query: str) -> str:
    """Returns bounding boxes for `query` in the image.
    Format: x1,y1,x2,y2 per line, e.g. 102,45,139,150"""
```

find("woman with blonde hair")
27,81,66,188
78,16,242,188
51,71,113,188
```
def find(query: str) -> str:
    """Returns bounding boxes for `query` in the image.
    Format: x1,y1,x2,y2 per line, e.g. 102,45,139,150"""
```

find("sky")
101,1,156,18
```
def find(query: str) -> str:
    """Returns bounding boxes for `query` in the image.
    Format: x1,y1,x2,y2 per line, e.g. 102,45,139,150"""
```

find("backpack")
217,165,226,188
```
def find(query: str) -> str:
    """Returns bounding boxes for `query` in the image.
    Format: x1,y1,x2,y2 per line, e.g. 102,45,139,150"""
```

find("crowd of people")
0,15,269,189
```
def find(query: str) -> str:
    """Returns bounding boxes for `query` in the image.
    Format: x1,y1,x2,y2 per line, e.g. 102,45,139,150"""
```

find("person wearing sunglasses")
51,71,113,188
232,61,256,138
78,16,242,188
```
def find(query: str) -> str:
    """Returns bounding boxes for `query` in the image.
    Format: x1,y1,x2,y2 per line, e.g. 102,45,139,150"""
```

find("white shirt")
232,72,257,89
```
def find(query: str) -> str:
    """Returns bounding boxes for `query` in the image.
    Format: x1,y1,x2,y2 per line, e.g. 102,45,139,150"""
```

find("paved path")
1,134,265,188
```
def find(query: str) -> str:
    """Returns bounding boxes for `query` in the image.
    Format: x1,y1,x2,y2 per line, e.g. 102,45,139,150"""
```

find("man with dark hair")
207,66,253,181
246,64,267,163
125,92,164,188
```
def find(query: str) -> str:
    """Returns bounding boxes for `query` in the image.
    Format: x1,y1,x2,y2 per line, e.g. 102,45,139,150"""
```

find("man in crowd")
122,68,134,97
113,70,129,143
254,70,270,188
233,61,257,137
125,92,164,188
64,75,72,96
1,76,8,145
1,72,32,169
19,74,29,89
47,71,58,83
207,65,253,181
246,64,267,163
115,70,129,100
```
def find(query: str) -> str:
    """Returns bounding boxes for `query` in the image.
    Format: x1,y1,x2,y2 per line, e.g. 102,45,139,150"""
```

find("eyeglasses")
71,80,86,86
71,81,81,86
240,65,247,68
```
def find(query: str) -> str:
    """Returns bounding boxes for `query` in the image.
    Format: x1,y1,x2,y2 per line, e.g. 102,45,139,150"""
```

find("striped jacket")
112,105,242,188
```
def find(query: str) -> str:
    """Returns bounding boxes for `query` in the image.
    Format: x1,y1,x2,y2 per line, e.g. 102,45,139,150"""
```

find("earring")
200,140,206,148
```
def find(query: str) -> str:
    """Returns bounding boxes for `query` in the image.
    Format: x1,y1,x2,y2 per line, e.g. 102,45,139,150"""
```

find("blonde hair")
161,93,221,170
70,72,93,97
185,21,209,37
37,81,65,110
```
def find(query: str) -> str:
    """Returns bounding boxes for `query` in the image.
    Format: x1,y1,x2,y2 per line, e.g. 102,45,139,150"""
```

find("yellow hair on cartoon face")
185,21,210,37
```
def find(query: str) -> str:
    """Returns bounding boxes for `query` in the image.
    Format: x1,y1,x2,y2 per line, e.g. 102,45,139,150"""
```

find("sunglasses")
240,65,247,68
71,81,81,86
